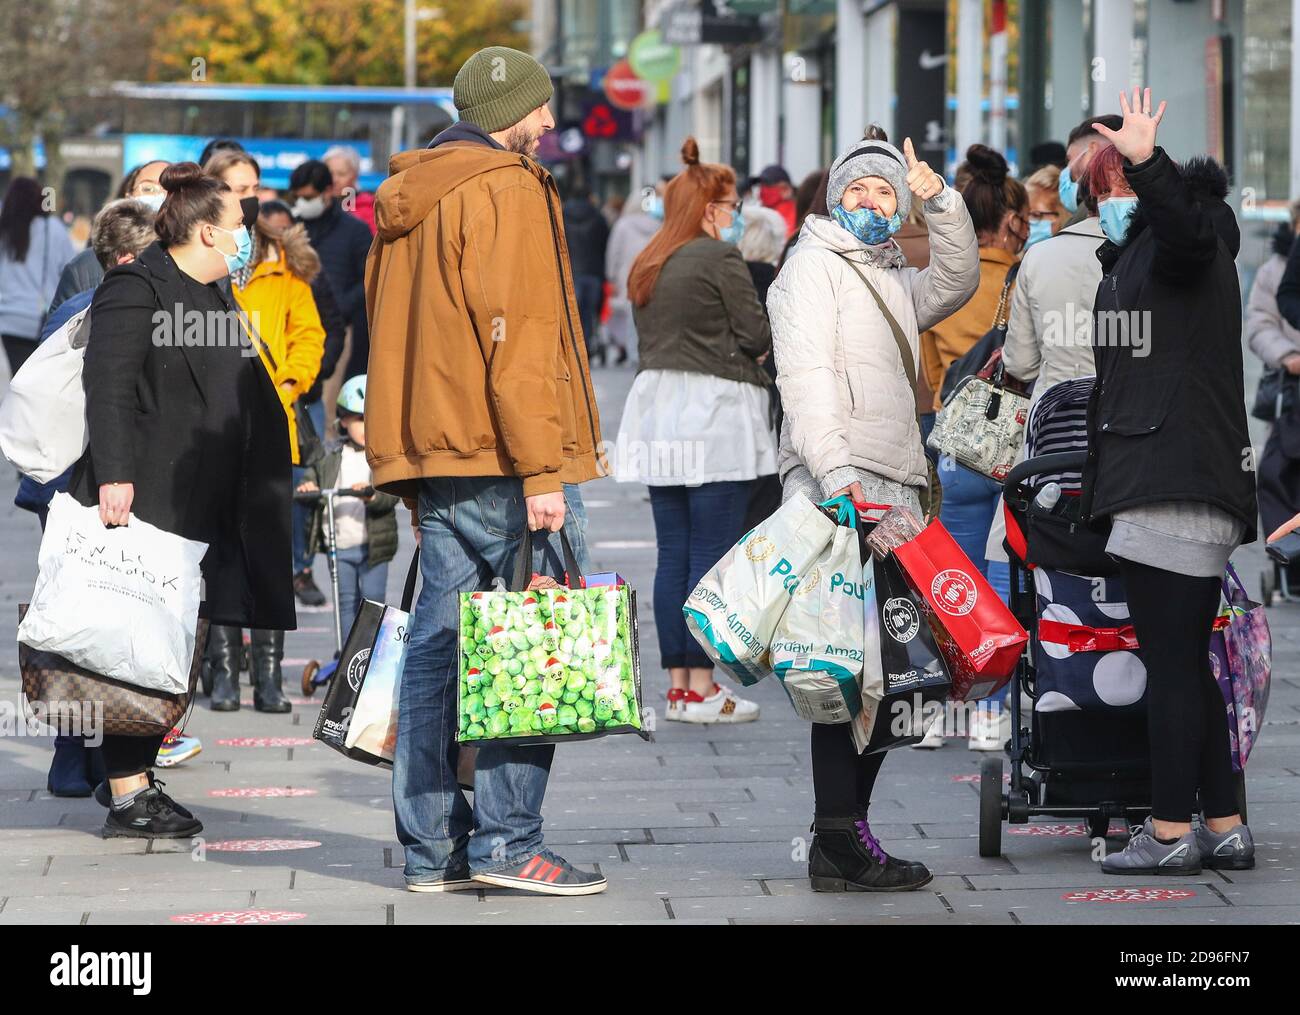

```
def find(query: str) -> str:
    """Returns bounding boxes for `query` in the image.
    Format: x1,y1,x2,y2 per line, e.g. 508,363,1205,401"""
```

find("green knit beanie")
454,47,554,134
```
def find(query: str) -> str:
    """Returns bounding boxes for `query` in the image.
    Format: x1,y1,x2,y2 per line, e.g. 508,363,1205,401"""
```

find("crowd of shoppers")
0,57,1271,895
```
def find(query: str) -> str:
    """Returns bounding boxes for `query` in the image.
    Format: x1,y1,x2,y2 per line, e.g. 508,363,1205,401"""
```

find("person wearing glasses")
48,161,170,314
614,137,775,725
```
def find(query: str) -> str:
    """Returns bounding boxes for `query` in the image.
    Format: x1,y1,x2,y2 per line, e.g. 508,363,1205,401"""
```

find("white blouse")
613,369,777,486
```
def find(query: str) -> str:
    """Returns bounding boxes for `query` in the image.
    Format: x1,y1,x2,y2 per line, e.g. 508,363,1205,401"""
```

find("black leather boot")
207,625,242,712
251,629,291,713
809,813,933,892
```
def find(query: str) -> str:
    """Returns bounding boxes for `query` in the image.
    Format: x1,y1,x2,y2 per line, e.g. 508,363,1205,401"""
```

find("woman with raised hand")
767,126,979,892
1081,89,1256,876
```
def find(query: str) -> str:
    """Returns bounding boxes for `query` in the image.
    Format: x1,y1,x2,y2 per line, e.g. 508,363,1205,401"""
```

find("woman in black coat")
69,163,295,839
1080,90,1256,875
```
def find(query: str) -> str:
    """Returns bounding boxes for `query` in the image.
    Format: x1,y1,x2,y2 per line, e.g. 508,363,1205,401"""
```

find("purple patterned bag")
1209,565,1272,771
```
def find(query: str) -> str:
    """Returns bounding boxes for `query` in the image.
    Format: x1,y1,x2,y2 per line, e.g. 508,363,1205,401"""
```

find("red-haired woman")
614,138,775,725
1081,90,1256,875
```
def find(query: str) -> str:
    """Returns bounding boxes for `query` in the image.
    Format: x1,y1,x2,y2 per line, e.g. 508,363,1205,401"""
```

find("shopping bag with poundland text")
771,521,867,723
683,493,837,686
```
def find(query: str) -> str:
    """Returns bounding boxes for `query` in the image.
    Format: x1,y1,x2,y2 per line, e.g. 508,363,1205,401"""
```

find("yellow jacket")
233,225,325,464
920,245,1019,411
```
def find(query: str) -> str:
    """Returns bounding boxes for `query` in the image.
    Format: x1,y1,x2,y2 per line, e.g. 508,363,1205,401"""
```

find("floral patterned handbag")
1209,564,1272,771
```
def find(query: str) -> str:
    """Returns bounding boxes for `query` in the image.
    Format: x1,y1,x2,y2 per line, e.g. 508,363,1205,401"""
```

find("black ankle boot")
207,625,242,711
251,629,291,713
809,813,933,892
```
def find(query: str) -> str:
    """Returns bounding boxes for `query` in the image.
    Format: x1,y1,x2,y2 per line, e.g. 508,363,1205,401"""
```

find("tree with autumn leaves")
146,0,527,87
0,0,526,179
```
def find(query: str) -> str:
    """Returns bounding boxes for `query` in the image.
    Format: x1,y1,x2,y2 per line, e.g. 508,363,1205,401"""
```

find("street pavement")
1,363,1298,926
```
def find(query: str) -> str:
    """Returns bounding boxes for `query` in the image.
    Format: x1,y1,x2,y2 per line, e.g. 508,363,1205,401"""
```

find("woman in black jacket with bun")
70,163,295,840
1080,89,1256,876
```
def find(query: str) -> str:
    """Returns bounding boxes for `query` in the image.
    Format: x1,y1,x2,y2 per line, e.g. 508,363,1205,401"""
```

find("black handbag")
940,263,1020,402
1252,366,1300,423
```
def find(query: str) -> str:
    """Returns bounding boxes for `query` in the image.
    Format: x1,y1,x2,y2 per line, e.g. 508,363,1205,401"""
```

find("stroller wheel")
979,756,1004,857
1261,568,1276,608
301,660,320,698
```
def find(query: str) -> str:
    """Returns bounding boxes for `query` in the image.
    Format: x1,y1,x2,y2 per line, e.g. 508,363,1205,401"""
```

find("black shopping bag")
851,553,952,754
312,599,387,763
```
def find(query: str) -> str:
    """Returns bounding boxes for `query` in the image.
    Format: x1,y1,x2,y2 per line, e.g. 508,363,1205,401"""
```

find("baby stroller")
296,485,374,697
981,378,1247,856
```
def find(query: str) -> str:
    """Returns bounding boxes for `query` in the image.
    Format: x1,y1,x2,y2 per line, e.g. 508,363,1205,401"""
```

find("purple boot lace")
854,818,887,864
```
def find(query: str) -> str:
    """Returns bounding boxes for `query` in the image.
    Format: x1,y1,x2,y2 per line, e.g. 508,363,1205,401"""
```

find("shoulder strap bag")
833,252,941,521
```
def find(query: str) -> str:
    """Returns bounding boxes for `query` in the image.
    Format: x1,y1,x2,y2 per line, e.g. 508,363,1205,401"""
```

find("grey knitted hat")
454,47,554,133
827,138,911,220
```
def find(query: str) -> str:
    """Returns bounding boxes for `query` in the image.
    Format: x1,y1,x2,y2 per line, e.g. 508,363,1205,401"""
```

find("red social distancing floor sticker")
1062,888,1197,904
1009,824,1088,837
202,839,322,852
215,737,316,748
207,787,318,798
951,773,1012,784
171,909,308,924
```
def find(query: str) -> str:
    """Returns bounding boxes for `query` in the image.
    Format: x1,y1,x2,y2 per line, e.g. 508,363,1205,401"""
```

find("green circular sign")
628,30,681,83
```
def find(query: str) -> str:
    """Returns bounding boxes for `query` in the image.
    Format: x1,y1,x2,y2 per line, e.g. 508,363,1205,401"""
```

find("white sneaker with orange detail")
679,684,760,724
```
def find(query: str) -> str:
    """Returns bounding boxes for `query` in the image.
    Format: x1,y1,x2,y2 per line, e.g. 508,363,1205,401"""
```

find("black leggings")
1119,558,1238,823
101,734,167,780
810,723,886,818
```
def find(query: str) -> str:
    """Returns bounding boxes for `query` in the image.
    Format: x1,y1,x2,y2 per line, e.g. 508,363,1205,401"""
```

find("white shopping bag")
0,306,91,482
683,492,836,686
344,604,410,763
770,523,868,723
17,492,207,695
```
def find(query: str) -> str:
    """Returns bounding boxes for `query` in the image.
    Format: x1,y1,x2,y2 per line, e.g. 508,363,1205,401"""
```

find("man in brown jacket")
367,46,607,897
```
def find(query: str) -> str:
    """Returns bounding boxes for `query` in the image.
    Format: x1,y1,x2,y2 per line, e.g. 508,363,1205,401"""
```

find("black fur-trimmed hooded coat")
1080,146,1257,541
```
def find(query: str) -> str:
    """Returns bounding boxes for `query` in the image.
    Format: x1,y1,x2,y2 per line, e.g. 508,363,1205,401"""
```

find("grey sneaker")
1100,819,1202,876
472,850,608,896
406,868,476,893
1196,822,1255,871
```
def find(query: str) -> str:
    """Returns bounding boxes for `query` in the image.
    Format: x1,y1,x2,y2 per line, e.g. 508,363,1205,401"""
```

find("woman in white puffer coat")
766,127,979,893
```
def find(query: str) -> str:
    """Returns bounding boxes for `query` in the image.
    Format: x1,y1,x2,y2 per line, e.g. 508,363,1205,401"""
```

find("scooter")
295,485,373,697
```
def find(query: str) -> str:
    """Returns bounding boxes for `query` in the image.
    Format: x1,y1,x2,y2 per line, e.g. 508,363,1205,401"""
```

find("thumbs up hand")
903,137,945,204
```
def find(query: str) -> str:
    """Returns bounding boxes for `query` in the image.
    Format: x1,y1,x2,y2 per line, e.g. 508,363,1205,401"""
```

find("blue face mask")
1026,218,1053,249
1098,196,1138,246
645,194,664,221
831,203,902,245
212,224,253,274
718,209,745,245
1059,165,1079,214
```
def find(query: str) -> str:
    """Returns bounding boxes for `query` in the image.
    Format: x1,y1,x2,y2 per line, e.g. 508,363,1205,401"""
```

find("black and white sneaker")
472,850,608,896
102,786,203,839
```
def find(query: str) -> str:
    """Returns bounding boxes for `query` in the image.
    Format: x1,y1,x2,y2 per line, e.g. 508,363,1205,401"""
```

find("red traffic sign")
604,60,654,112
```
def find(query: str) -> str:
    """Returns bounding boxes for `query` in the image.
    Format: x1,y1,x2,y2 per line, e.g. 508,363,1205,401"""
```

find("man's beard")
503,124,542,156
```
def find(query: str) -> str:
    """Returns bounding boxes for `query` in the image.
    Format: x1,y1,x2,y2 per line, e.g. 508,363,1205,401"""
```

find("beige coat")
767,188,980,496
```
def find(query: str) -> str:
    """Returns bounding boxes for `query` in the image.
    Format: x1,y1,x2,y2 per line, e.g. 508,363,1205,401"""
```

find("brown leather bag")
18,605,208,737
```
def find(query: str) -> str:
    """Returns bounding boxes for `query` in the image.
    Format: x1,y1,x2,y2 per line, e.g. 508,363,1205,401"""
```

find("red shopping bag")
892,519,1028,699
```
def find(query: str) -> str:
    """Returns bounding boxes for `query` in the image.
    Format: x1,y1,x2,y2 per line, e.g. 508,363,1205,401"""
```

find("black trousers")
2,333,38,377
810,723,886,818
101,734,167,780
1119,558,1238,823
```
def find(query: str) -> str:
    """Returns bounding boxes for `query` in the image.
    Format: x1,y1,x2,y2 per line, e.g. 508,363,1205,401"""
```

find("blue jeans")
336,544,389,635
647,480,752,669
292,398,327,574
938,462,1010,709
393,476,592,881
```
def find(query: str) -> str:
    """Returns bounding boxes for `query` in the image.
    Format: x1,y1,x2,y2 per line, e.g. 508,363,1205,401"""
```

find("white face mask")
135,192,165,212
293,196,326,221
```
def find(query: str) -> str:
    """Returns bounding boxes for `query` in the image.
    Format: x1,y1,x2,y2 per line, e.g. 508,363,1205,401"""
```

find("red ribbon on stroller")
1037,620,1139,654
